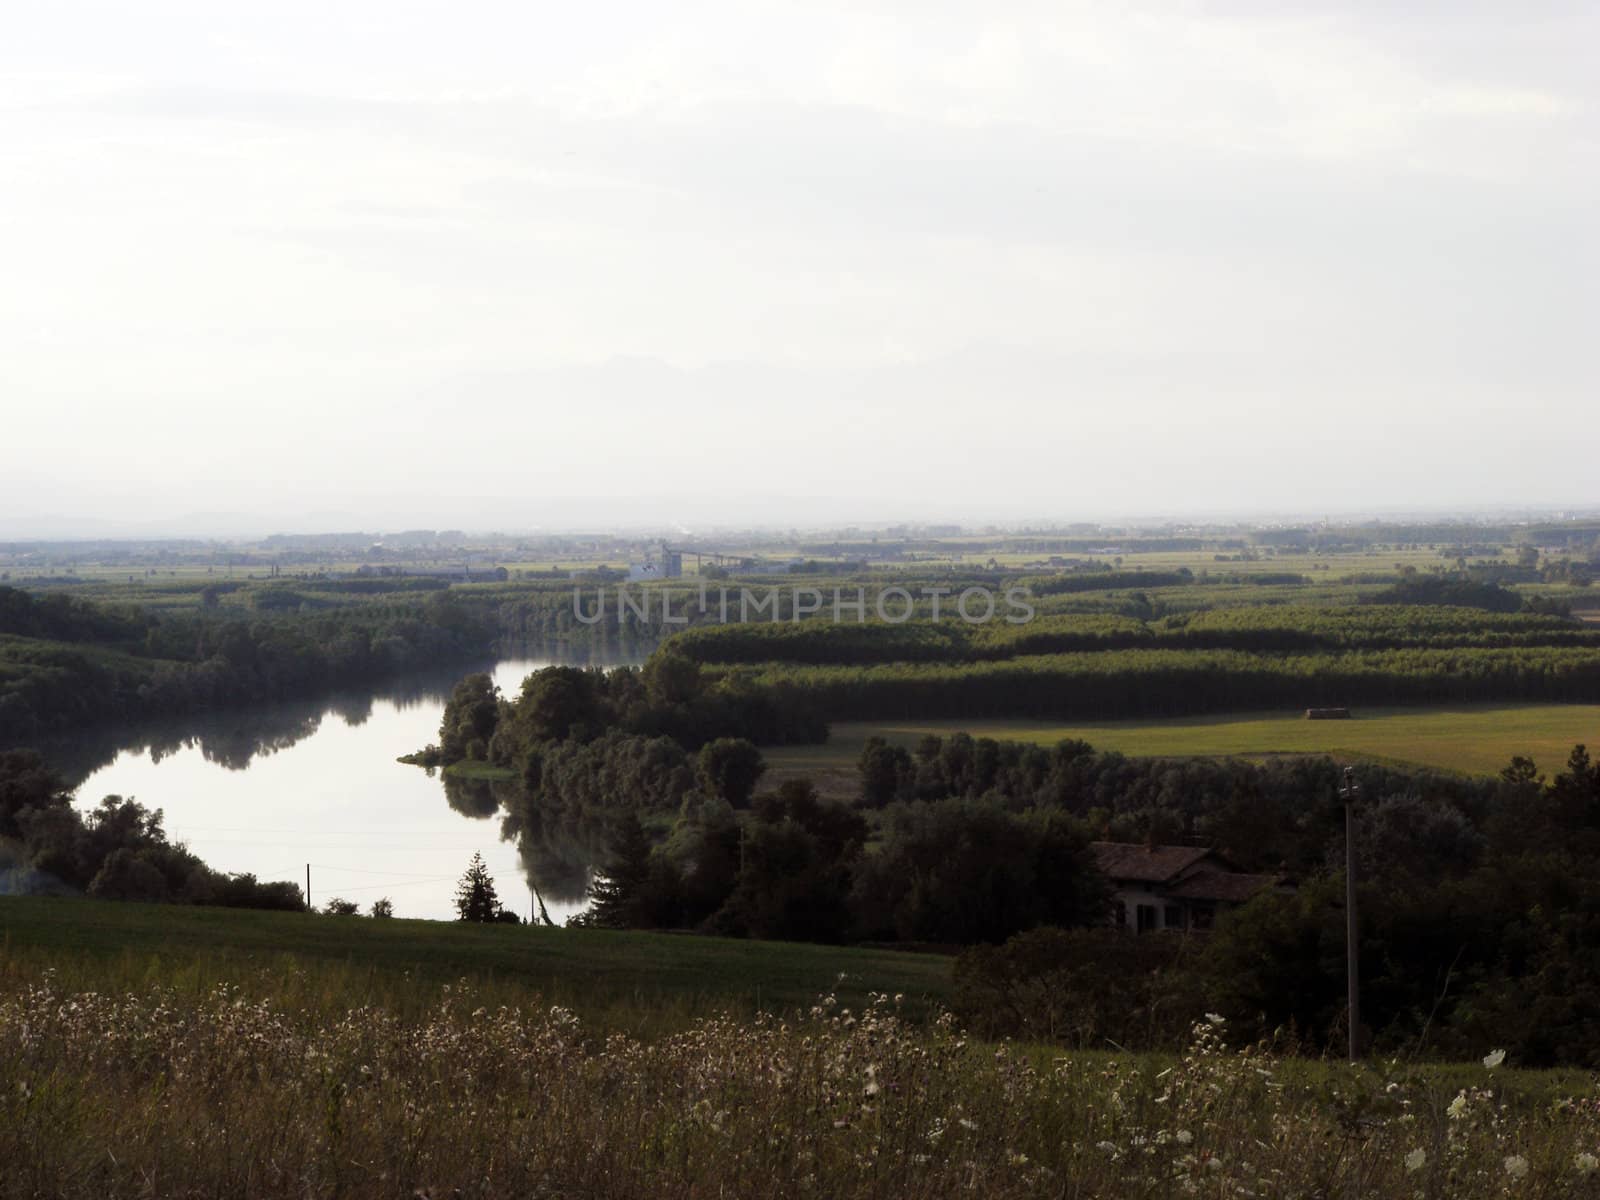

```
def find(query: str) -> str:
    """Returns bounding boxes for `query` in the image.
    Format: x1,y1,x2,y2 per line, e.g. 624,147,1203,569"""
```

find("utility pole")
1339,767,1362,1062
306,863,312,914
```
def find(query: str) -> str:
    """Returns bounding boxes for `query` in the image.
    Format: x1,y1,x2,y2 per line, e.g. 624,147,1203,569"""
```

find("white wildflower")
1504,1155,1529,1180
1096,1141,1118,1156
1483,1049,1506,1069
1205,1012,1227,1026
1447,1091,1468,1119
1576,1153,1598,1175
1405,1149,1426,1173
1175,1130,1194,1145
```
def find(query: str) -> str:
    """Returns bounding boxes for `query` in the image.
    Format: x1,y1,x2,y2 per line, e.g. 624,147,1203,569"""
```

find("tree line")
724,644,1600,722
666,603,1598,669
0,585,498,741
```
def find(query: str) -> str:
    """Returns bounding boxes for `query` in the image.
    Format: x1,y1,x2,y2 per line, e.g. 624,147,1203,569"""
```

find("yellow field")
765,703,1600,796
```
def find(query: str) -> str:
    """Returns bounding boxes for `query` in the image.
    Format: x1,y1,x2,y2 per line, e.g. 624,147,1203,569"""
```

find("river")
61,652,638,923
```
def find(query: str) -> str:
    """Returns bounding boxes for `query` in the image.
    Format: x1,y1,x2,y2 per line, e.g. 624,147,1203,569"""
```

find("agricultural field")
765,703,1600,799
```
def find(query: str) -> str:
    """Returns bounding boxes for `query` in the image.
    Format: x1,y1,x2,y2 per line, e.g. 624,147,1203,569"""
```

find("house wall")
1110,885,1188,932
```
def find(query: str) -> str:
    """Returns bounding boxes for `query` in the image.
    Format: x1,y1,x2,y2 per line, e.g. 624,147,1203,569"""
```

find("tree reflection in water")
443,772,606,907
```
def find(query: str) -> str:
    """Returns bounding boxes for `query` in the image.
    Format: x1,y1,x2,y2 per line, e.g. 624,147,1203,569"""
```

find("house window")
1136,904,1158,933
1165,905,1183,929
1115,901,1127,928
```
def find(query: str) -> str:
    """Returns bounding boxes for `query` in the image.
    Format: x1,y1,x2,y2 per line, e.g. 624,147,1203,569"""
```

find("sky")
1,1,1595,535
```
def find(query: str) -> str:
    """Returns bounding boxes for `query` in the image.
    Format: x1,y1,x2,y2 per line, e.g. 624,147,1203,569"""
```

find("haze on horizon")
2,1,1594,538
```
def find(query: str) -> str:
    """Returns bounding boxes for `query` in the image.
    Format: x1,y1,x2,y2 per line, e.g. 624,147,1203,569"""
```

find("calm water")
65,654,637,922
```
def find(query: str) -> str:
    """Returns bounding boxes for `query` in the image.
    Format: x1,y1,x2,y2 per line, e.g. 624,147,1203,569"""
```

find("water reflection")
438,773,613,907
59,646,644,922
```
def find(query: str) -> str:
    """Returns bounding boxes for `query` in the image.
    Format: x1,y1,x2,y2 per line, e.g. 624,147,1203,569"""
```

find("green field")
6,900,1594,1199
765,703,1600,794
0,896,951,1030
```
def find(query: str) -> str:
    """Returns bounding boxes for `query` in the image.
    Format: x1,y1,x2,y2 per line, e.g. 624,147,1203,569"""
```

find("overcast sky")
2,1,1594,535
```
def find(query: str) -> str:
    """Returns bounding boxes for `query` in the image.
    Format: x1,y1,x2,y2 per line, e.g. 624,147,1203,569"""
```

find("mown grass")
0,896,952,1034
766,704,1600,792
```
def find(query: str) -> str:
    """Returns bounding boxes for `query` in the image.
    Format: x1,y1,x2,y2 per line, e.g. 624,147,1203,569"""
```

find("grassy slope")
0,896,951,1030
765,703,1600,796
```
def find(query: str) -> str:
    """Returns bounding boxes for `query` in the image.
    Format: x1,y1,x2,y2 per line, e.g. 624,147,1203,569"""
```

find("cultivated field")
765,703,1600,797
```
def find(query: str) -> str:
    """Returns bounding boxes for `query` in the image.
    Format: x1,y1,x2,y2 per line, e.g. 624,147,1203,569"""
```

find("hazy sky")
2,1,1594,534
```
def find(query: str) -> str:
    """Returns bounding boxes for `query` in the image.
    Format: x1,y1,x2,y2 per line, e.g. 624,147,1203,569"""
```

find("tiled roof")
1090,842,1215,884
1165,870,1282,903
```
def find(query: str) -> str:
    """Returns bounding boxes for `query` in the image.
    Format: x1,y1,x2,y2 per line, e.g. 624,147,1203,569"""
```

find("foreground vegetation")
2,948,1597,1198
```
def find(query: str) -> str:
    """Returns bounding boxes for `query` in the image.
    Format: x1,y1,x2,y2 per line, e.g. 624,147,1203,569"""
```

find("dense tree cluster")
733,645,1600,722
417,657,826,775
575,779,1108,946
1369,576,1527,611
667,604,1597,670
918,736,1600,1067
0,749,302,909
1,586,497,741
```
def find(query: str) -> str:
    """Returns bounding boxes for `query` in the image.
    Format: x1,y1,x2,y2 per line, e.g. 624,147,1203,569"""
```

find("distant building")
627,541,682,582
1090,842,1289,933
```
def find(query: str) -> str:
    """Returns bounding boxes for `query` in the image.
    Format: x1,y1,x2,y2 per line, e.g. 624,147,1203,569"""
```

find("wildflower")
958,1118,977,1132
1205,1012,1227,1026
1576,1153,1599,1175
1095,1141,1118,1156
1405,1149,1426,1173
1483,1049,1506,1069
1504,1155,1529,1180
1175,1130,1194,1145
1447,1091,1468,1119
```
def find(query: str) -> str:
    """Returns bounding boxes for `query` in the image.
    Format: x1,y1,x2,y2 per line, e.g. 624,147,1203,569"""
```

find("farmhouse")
1091,842,1288,934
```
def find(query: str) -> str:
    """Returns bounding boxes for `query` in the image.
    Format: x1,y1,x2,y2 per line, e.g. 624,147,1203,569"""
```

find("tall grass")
3,962,1596,1198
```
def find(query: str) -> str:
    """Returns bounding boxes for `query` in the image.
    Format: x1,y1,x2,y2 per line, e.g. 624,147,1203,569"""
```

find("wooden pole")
306,863,311,914
1340,768,1361,1061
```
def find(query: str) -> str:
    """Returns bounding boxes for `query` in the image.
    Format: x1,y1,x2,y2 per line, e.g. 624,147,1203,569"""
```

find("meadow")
4,897,1600,1198
0,897,951,1031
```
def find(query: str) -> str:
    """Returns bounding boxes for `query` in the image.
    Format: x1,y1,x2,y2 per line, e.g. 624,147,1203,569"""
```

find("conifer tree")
587,812,653,928
454,851,501,922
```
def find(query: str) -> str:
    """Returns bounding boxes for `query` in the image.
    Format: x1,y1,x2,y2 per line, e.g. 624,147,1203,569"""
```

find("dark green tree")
454,851,502,922
587,811,654,928
696,738,766,809
439,673,501,762
858,737,912,807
